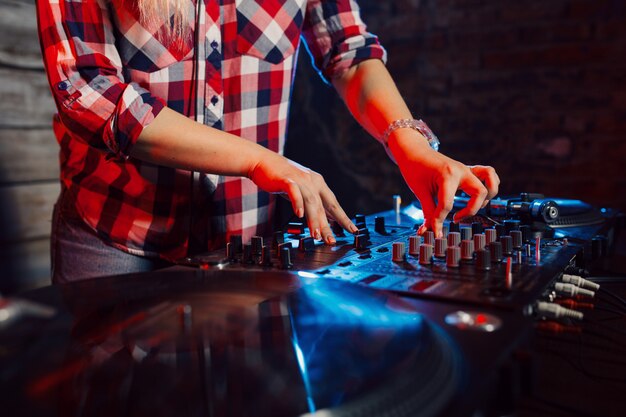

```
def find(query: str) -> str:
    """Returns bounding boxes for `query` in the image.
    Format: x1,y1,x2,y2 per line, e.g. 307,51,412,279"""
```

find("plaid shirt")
37,0,386,261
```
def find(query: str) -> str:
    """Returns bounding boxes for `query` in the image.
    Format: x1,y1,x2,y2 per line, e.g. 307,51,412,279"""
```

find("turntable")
0,269,530,417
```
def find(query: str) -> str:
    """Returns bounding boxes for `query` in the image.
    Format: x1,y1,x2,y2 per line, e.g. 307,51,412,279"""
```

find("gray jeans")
50,192,173,284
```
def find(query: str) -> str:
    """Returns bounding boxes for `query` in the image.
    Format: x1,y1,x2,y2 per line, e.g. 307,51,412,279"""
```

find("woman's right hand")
248,153,358,244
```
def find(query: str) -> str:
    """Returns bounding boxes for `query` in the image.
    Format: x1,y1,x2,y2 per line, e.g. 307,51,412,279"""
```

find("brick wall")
286,0,626,217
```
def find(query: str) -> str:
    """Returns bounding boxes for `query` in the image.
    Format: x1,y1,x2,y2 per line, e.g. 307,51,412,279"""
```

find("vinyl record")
0,269,462,417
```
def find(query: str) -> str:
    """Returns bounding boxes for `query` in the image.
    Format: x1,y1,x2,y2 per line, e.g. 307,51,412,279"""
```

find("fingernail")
349,223,359,234
326,236,336,245
315,229,321,240
297,208,304,218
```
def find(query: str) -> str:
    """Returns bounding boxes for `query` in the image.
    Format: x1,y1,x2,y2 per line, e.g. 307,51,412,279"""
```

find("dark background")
286,0,626,218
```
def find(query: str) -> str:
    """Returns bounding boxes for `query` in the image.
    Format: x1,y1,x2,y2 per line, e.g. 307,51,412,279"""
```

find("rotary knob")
489,241,503,263
485,228,497,245
473,233,486,252
447,232,461,247
408,235,421,256
423,231,435,246
392,242,406,262
500,235,513,256
419,244,433,265
278,245,293,269
460,227,472,242
510,230,523,249
476,249,491,271
446,246,461,268
251,236,264,255
435,237,447,258
471,222,483,236
461,239,475,261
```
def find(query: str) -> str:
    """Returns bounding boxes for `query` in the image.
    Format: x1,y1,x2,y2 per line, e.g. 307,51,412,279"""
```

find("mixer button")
251,236,264,255
510,230,523,249
460,227,472,242
485,228,497,245
287,222,305,235
409,235,421,256
299,237,315,252
500,235,513,256
473,233,486,252
461,240,475,261
354,234,369,250
476,249,491,271
423,231,435,246
374,216,387,235
489,241,503,263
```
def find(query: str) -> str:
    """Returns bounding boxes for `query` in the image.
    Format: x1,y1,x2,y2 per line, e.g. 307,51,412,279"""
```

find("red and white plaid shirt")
37,0,386,261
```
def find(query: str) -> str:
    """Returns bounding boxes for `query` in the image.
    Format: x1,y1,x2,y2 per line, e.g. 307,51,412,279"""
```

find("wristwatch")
381,119,440,163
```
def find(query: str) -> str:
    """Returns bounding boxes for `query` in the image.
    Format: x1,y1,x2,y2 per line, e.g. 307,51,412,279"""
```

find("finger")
300,183,324,240
453,174,488,222
470,165,500,201
415,193,436,235
320,188,358,235
432,178,457,238
284,179,304,218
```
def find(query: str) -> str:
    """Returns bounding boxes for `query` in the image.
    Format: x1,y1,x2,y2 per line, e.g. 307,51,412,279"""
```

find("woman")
37,0,499,283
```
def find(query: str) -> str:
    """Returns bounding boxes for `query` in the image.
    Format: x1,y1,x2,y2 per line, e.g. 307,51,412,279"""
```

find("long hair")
136,0,189,41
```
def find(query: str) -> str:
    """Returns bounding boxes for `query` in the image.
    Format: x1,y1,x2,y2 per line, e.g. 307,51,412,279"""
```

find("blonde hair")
135,0,189,42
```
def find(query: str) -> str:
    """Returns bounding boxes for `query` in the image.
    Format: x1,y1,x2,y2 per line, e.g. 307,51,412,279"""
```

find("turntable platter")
0,270,462,417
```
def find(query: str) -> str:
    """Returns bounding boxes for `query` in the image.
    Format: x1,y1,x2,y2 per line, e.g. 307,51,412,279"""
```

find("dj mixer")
183,193,619,313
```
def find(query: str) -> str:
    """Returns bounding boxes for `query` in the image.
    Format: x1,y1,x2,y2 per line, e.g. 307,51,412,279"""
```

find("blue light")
297,271,319,279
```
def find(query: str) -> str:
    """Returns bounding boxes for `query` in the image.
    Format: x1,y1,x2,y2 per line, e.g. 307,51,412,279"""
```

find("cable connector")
554,299,594,310
561,274,600,291
535,301,584,320
554,282,595,298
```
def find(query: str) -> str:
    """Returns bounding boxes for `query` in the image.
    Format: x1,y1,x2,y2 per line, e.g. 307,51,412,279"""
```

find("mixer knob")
461,239,475,261
446,246,461,268
374,216,387,235
519,225,532,243
243,244,254,264
287,222,305,235
447,232,461,248
299,237,315,252
260,245,272,266
473,233,486,252
471,222,483,236
460,227,472,242
489,241,503,263
278,246,293,269
510,230,523,249
476,249,491,271
331,221,345,237
485,228,497,245
251,236,264,255
419,244,433,265
500,236,513,256
495,224,506,239
408,235,421,256
229,235,243,254
449,222,460,234
435,238,447,258
392,242,406,262
423,231,435,246
354,234,369,250
272,231,285,253
503,219,521,234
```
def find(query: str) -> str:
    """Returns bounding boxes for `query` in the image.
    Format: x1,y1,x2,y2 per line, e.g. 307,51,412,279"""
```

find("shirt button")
211,96,219,105
210,40,219,49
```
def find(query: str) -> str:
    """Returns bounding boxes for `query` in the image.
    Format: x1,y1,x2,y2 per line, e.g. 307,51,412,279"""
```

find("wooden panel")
0,238,51,293
0,0,42,70
0,68,55,128
0,128,59,183
0,182,59,244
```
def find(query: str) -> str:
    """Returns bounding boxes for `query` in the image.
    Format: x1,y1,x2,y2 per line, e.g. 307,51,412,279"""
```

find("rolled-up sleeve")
36,0,165,158
301,0,387,83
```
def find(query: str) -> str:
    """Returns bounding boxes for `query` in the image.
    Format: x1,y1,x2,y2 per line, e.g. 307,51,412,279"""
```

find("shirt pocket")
113,7,195,73
235,0,306,64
